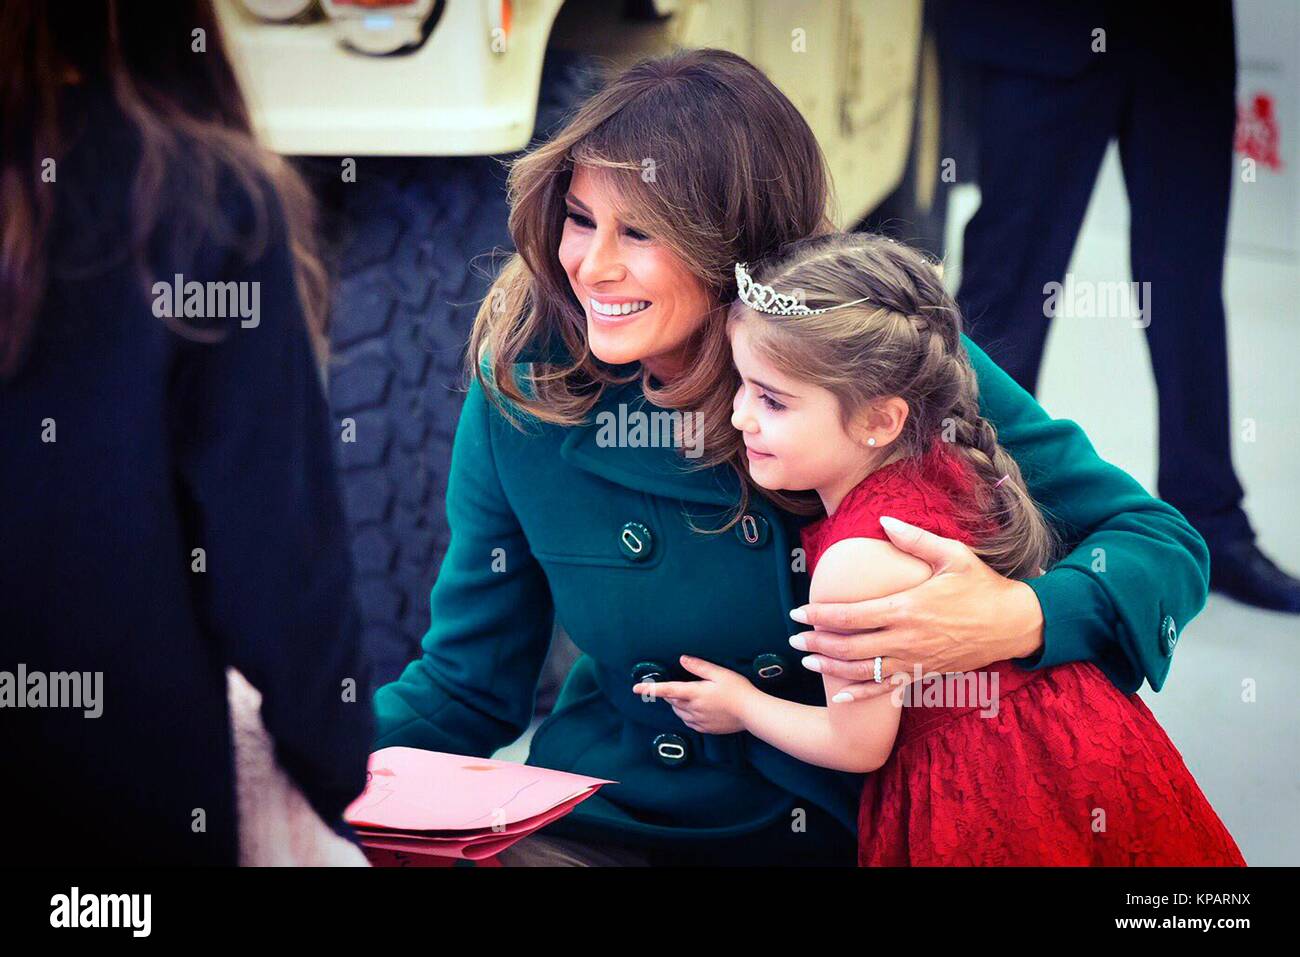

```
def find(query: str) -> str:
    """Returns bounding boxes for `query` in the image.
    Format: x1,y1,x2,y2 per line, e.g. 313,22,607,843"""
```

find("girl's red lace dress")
800,441,1245,866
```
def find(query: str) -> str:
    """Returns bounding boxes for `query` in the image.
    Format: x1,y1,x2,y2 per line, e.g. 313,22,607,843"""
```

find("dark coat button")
1160,615,1178,656
619,521,654,561
653,732,689,768
631,661,670,685
752,653,787,682
734,512,770,548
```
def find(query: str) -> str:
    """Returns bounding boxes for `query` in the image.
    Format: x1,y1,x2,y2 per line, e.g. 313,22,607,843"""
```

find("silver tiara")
734,262,872,317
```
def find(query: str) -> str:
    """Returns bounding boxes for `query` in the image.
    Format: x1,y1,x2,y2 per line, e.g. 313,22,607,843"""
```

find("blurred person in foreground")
0,0,372,864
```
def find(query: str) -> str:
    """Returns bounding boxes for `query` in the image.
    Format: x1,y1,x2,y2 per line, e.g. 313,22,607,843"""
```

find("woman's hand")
632,655,753,734
789,516,1046,702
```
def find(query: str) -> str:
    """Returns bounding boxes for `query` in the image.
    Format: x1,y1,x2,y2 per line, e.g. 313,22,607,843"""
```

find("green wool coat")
372,335,1207,851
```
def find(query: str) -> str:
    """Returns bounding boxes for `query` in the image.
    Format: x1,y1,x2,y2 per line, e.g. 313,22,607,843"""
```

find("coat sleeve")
963,336,1210,693
371,370,556,755
170,187,373,831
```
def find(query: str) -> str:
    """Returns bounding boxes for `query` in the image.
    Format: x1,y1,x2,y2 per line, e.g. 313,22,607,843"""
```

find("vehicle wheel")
322,52,602,687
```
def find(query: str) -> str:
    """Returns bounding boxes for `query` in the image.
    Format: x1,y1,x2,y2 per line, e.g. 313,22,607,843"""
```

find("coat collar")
559,375,743,509
519,337,813,612
515,331,742,508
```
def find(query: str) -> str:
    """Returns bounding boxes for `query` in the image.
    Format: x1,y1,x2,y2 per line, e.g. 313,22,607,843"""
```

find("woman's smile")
587,293,654,325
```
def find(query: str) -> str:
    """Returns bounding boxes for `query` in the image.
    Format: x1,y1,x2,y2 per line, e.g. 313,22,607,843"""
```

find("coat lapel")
559,375,743,509
527,341,813,613
515,331,742,508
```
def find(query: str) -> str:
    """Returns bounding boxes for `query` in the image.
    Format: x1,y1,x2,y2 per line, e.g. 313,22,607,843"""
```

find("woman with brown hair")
375,48,1212,865
0,1,372,864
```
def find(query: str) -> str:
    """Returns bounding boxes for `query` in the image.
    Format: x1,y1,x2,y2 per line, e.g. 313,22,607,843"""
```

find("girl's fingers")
678,654,726,679
632,680,694,700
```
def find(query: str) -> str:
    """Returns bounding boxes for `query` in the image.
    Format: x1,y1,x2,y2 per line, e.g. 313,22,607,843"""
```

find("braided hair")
726,232,1056,579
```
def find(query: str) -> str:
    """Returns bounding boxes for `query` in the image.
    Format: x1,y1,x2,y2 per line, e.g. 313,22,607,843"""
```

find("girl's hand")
788,516,1046,702
631,655,752,735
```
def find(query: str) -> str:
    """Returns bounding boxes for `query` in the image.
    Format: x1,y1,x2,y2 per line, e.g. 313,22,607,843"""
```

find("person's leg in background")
1119,1,1300,611
957,63,1123,394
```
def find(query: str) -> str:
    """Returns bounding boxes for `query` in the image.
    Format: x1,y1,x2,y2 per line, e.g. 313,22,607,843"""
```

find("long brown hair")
0,0,326,377
726,233,1057,579
468,47,835,462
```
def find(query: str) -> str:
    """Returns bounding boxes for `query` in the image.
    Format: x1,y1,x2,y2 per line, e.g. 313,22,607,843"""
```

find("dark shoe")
1209,539,1300,613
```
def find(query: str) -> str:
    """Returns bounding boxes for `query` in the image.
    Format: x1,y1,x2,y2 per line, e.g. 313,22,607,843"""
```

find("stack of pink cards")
344,747,615,866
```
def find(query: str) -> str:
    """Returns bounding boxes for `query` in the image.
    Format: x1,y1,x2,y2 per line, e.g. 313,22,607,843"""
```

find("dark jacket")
938,0,1111,78
0,87,373,865
937,0,1232,78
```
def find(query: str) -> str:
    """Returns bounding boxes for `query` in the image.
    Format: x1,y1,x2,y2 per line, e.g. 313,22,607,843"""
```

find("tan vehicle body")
217,0,928,227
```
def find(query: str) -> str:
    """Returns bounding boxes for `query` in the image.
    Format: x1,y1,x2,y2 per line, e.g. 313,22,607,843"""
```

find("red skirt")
857,661,1246,866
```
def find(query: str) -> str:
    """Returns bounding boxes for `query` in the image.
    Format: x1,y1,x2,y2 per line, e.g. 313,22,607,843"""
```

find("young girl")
634,232,1245,866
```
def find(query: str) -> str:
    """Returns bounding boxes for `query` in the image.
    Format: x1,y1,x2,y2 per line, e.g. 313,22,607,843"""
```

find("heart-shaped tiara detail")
734,262,871,317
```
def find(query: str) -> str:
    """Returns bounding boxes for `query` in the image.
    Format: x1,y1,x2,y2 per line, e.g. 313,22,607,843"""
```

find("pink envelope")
361,832,520,861
345,747,615,833
362,847,455,867
354,787,601,839
361,846,504,868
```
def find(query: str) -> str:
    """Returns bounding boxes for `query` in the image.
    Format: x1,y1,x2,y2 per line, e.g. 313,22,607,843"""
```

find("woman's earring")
867,437,877,447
